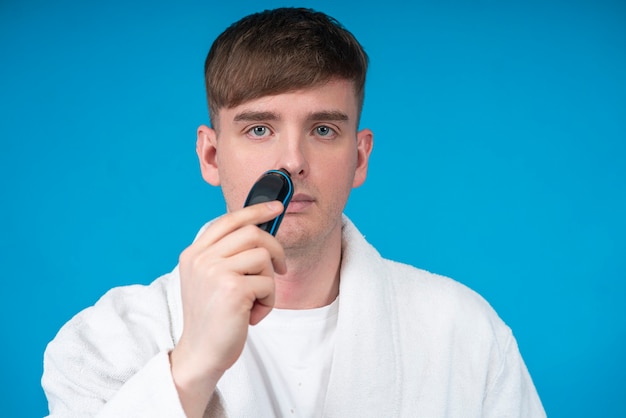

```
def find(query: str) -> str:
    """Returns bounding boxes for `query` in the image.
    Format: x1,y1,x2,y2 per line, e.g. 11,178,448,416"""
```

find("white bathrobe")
42,217,545,417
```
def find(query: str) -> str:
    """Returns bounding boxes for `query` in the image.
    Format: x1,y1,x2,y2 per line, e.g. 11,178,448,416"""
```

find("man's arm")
42,202,285,417
167,201,286,417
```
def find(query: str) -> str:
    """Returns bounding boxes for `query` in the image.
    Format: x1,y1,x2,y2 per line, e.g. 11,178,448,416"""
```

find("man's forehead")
224,82,357,117
210,79,362,131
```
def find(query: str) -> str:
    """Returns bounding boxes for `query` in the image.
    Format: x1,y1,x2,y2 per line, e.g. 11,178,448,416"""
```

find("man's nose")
277,135,309,178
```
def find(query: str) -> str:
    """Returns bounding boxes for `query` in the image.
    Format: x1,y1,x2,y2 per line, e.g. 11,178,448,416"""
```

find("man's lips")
286,193,314,213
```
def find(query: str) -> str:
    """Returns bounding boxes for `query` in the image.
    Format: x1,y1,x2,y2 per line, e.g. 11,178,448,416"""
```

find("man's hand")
169,201,286,417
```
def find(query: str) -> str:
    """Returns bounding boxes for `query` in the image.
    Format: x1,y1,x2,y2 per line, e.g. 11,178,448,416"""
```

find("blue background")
1,0,624,416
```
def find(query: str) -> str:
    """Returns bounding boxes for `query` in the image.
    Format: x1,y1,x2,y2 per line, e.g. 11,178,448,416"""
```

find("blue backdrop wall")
1,0,624,416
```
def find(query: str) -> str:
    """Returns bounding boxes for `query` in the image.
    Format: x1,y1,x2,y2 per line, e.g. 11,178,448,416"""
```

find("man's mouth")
286,193,314,213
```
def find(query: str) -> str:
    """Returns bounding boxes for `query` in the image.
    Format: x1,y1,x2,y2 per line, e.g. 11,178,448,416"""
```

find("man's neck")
273,228,342,310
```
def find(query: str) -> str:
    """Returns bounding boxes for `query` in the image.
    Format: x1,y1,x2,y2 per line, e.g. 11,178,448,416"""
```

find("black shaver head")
243,168,293,236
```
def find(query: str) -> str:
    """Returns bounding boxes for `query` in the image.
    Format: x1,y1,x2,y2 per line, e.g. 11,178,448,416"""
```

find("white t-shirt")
245,298,339,417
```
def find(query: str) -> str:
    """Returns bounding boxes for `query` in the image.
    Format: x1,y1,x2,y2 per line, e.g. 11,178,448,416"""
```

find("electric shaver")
243,168,293,236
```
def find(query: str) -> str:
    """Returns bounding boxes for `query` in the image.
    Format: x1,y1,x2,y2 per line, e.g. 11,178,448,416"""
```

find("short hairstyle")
204,7,369,126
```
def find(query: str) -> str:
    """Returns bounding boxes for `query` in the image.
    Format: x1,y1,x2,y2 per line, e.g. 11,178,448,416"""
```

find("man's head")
204,7,369,127
197,8,373,253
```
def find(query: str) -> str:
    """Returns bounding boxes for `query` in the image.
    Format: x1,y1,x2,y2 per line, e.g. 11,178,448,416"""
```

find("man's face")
197,79,373,253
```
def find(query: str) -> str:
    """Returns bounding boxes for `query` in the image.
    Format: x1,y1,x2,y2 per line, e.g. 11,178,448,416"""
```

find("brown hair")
204,7,369,126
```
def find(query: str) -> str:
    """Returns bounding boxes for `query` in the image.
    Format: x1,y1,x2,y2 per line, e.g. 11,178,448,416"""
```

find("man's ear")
353,128,374,188
196,124,220,186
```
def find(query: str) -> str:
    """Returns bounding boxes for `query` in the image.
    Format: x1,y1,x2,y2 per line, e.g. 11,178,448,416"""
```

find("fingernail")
266,201,282,211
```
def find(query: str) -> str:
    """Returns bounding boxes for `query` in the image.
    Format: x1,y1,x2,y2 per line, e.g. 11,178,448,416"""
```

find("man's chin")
276,221,312,250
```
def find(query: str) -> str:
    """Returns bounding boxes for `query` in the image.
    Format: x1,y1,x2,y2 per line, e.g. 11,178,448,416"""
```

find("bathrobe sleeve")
482,333,546,417
42,274,188,417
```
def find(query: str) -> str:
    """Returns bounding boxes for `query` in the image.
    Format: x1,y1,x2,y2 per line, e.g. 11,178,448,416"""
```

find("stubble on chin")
277,214,343,260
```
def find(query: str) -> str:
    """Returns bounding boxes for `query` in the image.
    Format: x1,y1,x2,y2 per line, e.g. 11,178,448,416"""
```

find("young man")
42,8,545,417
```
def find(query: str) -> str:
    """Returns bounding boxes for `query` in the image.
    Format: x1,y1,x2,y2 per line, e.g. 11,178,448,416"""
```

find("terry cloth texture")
43,216,545,417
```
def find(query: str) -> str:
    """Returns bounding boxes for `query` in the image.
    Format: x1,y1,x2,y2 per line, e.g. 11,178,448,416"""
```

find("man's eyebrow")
232,110,350,123
233,111,279,122
307,110,350,122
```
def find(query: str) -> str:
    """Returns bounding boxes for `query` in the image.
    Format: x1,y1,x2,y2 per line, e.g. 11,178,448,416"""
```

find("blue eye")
316,125,334,136
248,126,269,137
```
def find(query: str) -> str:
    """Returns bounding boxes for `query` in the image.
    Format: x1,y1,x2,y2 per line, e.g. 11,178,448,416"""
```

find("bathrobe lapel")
322,218,401,417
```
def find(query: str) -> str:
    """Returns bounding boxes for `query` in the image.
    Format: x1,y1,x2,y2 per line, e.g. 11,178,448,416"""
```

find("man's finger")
193,201,284,249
